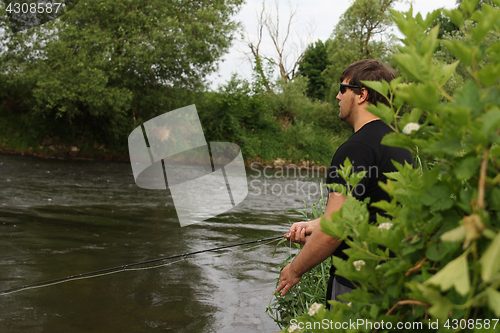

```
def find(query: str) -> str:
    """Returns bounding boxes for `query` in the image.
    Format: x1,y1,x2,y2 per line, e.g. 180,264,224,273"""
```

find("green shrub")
281,2,500,332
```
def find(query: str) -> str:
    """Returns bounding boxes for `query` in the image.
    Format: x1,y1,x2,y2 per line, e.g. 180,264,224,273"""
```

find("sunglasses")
339,83,360,94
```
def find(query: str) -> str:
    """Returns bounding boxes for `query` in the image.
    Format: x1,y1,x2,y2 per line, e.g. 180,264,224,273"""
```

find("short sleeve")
325,141,376,200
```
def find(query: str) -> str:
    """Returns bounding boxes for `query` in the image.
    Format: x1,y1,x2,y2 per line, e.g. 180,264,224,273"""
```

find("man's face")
336,79,356,125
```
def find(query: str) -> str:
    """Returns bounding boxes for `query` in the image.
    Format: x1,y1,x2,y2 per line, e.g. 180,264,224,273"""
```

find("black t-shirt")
325,120,413,287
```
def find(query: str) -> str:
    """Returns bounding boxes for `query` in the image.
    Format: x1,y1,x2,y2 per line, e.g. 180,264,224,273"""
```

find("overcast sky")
206,0,458,90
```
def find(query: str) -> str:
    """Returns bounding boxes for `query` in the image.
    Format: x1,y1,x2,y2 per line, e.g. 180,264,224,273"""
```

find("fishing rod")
0,235,284,296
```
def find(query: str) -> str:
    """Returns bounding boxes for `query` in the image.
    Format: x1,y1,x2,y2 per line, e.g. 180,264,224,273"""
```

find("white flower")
308,302,323,316
402,122,421,135
347,302,352,307
288,324,300,333
378,222,393,230
353,260,366,271
375,264,382,270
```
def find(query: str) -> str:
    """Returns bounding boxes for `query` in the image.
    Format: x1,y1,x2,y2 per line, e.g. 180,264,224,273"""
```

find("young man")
275,59,414,306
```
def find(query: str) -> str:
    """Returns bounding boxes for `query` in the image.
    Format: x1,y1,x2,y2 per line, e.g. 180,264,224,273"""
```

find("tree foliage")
0,0,243,147
297,40,331,100
335,0,397,57
323,0,399,102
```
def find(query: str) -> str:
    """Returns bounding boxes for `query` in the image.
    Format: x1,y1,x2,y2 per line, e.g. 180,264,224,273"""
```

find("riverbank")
0,142,130,162
0,144,330,171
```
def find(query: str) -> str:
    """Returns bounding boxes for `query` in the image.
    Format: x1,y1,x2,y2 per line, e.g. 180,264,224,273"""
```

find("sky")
206,0,459,90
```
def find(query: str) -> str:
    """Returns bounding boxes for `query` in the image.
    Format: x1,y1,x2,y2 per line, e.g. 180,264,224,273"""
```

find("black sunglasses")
339,83,360,94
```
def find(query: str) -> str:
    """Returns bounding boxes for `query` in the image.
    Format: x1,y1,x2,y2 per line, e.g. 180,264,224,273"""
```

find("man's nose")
336,92,341,100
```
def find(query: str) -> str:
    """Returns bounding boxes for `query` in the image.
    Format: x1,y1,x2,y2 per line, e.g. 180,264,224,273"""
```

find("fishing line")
0,235,283,296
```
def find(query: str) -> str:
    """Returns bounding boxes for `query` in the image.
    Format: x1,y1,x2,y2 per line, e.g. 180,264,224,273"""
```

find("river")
0,154,327,333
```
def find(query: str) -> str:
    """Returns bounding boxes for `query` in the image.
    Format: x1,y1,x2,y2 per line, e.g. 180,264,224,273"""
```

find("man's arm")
275,192,346,296
285,219,319,244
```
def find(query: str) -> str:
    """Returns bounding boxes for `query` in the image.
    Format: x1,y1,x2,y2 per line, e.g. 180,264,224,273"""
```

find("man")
275,59,414,307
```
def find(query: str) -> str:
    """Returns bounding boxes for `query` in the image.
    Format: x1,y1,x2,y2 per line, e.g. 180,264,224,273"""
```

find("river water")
0,154,327,333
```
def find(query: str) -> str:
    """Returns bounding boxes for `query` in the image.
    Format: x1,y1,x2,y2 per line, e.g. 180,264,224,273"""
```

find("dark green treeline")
0,0,464,165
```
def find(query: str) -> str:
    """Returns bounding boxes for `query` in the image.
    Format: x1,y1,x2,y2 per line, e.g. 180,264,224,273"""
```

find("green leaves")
396,82,440,112
321,194,369,240
412,283,454,321
445,9,464,27
460,0,480,16
441,225,466,242
486,288,500,317
471,5,500,44
425,251,471,296
426,241,460,261
481,108,500,137
480,233,500,282
362,79,391,98
441,40,472,65
393,54,430,82
283,1,500,331
455,157,480,180
422,186,454,211
425,138,462,156
437,60,460,86
366,104,394,125
479,63,500,87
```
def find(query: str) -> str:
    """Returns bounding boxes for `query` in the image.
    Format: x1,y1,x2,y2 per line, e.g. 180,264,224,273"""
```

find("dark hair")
340,59,396,106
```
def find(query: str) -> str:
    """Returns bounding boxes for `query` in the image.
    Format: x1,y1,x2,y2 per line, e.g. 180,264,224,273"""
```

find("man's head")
339,59,397,107
336,60,396,130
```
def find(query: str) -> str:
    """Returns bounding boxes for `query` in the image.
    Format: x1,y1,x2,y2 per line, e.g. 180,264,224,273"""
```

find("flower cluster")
402,122,420,135
353,260,366,271
378,222,393,230
308,302,323,316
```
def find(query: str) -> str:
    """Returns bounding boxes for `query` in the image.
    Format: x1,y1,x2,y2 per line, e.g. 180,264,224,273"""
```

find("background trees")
297,40,331,101
0,0,480,166
245,0,313,94
0,0,243,150
321,0,399,101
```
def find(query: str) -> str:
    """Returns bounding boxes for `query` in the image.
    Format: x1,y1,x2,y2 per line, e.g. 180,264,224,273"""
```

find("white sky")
207,0,458,90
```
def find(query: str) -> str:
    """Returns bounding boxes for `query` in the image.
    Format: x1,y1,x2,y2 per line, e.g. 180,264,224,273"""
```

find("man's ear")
357,87,369,104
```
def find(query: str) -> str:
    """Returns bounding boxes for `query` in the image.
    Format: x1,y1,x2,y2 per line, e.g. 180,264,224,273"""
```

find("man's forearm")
276,192,347,296
306,217,321,232
289,224,342,276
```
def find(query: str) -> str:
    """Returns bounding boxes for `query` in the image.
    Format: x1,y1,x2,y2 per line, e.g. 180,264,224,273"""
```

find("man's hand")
275,192,346,297
275,263,302,296
284,220,319,244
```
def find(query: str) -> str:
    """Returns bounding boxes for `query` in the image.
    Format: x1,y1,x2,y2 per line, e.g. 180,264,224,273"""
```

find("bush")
198,75,351,166
281,2,500,332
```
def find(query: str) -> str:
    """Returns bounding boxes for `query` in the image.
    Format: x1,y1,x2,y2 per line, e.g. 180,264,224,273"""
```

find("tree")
246,0,313,93
336,0,397,57
322,0,399,101
455,0,499,8
297,40,331,100
0,0,243,146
